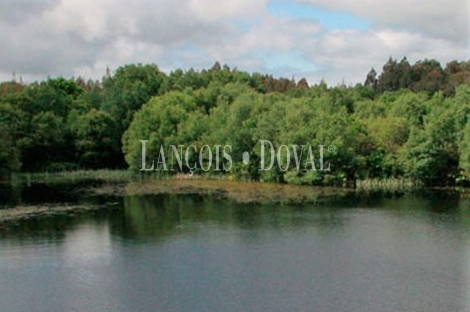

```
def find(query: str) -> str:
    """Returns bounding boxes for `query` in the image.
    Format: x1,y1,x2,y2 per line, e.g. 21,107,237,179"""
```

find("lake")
1,184,470,312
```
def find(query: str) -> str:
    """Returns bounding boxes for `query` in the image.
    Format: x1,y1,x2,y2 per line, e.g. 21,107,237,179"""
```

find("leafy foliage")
0,58,469,187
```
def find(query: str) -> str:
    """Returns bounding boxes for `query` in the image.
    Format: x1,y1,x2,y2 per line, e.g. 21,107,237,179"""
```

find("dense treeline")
365,57,470,96
0,58,469,186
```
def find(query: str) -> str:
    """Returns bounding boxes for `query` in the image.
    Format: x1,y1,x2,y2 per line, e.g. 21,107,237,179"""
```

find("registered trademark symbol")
328,145,336,153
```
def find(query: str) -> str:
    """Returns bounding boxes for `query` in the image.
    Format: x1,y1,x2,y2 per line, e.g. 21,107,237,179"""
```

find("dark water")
1,185,470,312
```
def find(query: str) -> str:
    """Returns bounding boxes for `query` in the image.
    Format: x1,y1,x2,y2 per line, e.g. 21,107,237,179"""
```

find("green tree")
410,59,446,95
400,94,458,185
102,64,166,132
122,91,205,172
71,109,120,169
0,102,23,177
21,111,68,171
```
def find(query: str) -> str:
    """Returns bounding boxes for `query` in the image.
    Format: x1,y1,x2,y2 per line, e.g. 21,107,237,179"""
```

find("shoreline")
0,179,352,225
94,179,351,204
0,174,466,225
0,203,119,227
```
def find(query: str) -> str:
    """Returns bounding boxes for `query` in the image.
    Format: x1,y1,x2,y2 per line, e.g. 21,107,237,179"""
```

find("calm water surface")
1,185,470,312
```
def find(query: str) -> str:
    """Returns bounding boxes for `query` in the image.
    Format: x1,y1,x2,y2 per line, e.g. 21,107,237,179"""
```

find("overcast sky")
0,0,468,85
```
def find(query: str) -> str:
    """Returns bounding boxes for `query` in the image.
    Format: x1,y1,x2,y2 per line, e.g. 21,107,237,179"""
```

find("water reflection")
0,181,108,208
112,194,350,243
0,191,470,311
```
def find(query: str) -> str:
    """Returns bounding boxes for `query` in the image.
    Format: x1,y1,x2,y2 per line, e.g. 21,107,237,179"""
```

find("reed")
10,169,135,185
356,178,422,192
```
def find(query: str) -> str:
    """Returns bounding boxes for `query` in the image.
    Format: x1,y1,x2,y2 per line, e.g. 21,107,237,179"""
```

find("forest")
1,57,470,187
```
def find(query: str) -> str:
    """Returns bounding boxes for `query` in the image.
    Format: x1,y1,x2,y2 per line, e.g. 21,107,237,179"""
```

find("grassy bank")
9,170,426,204
0,171,352,224
8,170,240,185
10,170,425,190
0,170,459,225
0,202,121,226
8,170,137,185
356,178,423,192
94,179,350,205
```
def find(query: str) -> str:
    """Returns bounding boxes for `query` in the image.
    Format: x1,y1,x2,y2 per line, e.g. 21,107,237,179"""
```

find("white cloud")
206,17,321,59
188,0,268,21
307,28,469,85
0,0,468,85
297,0,469,46
42,0,111,41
